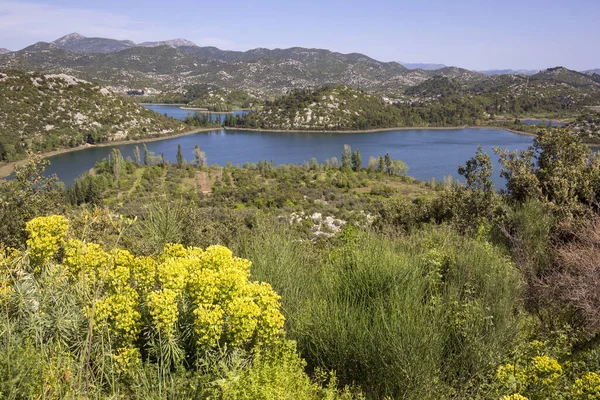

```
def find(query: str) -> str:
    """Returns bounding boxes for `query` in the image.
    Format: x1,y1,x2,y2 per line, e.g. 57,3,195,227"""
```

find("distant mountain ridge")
480,69,539,76
400,62,448,70
5,33,598,79
1,38,486,94
2,33,599,98
49,33,198,53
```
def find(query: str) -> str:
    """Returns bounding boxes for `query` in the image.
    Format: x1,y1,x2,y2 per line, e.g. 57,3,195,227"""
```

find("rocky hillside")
408,68,600,115
404,76,466,98
185,86,257,111
531,67,600,87
1,35,486,95
52,33,135,53
240,85,403,130
0,69,187,162
568,111,600,141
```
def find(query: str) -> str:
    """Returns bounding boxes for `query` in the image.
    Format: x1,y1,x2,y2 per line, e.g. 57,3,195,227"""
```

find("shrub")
241,225,524,398
0,215,324,398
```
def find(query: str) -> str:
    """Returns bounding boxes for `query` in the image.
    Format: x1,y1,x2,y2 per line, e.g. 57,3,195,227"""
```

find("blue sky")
0,0,599,70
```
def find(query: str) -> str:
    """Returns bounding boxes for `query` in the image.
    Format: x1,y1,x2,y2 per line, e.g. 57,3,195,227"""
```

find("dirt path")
196,170,212,194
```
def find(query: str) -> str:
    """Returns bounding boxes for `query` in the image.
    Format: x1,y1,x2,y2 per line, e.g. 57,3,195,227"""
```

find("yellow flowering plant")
21,215,286,372
25,215,68,270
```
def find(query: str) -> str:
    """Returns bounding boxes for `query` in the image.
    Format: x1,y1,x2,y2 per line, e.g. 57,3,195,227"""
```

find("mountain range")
0,34,487,94
400,62,448,70
1,33,599,98
51,33,197,53
479,69,539,76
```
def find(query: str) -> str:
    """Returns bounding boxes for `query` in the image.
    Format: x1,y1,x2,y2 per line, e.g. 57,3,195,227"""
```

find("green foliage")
0,155,65,248
0,215,362,399
239,85,406,131
496,128,600,218
241,226,523,398
217,340,364,400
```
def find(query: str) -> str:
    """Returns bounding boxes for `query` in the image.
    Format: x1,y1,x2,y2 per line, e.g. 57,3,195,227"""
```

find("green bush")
240,225,524,398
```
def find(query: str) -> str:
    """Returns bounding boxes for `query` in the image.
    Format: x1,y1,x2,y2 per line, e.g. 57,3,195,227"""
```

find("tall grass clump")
242,224,524,398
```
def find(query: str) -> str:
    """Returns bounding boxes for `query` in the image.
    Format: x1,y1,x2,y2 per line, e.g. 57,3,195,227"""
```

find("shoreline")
138,103,188,106
223,124,537,135
180,107,210,111
0,127,217,180
3,124,597,181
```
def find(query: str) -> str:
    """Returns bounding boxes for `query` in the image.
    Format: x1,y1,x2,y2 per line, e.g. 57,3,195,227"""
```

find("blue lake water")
40,127,534,187
143,104,249,123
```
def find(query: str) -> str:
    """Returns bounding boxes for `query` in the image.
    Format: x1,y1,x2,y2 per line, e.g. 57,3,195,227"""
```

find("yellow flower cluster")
184,245,284,348
497,363,528,388
24,215,285,357
497,354,563,398
25,215,68,270
147,289,179,337
529,355,563,387
63,239,111,281
95,288,141,342
501,395,529,400
112,346,142,376
572,372,600,399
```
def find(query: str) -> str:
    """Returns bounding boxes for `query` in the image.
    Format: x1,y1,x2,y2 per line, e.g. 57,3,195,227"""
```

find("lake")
40,127,534,186
143,104,249,122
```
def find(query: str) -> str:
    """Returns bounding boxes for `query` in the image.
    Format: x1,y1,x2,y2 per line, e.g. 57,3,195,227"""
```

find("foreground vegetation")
3,129,600,398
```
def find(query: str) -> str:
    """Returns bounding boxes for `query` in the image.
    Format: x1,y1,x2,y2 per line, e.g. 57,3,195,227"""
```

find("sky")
0,0,599,71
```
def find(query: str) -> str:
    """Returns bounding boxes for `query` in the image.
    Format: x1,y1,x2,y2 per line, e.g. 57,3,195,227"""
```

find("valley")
2,24,600,400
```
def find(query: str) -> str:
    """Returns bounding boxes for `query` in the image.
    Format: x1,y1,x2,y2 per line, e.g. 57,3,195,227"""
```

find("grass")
237,223,524,398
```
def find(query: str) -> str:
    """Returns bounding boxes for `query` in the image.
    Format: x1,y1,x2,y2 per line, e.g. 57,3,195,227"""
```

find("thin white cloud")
0,1,237,50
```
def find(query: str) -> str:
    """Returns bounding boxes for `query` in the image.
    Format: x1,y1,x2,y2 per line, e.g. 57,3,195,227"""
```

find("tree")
384,153,392,174
143,144,149,166
351,150,362,172
389,160,409,176
176,144,184,168
368,157,378,171
133,145,141,166
458,145,494,193
110,148,123,181
495,128,600,217
341,144,352,168
378,156,385,172
194,144,207,167
0,155,64,247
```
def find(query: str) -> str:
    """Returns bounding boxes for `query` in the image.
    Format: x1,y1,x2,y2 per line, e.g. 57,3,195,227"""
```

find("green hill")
531,66,600,87
239,85,403,130
0,69,187,162
404,76,465,98
185,85,256,111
